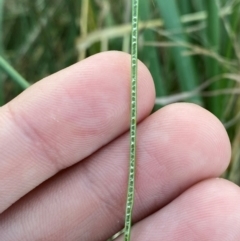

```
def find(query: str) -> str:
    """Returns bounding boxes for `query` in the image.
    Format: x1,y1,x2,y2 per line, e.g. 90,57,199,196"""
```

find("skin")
0,51,239,241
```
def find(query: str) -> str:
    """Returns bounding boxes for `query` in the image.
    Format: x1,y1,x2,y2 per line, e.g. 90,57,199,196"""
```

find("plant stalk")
124,0,139,240
0,55,30,90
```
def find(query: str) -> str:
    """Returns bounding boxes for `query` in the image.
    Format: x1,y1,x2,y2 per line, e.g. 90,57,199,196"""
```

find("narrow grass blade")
205,0,221,118
124,0,139,240
0,55,30,90
156,0,203,105
0,0,5,105
79,0,89,60
221,1,240,181
105,0,115,27
139,0,167,99
229,125,240,185
87,0,101,56
193,0,205,11
0,0,4,54
179,0,192,14
220,1,240,121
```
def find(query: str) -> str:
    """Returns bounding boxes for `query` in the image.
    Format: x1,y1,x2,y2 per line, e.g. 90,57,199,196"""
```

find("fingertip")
157,103,231,175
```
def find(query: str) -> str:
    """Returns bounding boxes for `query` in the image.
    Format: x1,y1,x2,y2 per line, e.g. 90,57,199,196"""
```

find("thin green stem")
205,0,221,118
0,0,4,54
124,0,139,240
0,0,5,106
139,0,167,99
0,55,30,90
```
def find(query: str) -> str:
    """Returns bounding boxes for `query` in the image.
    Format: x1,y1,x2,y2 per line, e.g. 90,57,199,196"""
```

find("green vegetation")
156,0,203,105
124,2,138,240
1,0,240,236
0,0,5,105
0,55,30,89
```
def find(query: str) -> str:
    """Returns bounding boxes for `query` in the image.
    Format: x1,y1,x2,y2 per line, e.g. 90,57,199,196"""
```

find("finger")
0,104,231,241
0,51,155,213
116,178,240,241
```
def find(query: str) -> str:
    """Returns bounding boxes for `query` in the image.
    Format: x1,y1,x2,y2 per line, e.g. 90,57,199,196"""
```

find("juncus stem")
0,55,30,90
124,0,139,241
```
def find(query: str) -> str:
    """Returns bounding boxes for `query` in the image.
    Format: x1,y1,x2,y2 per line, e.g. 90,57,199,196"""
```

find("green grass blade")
205,0,221,118
179,0,192,14
0,55,30,90
124,0,139,240
223,2,240,117
194,0,205,11
156,0,203,105
0,0,5,106
0,0,4,54
139,0,167,98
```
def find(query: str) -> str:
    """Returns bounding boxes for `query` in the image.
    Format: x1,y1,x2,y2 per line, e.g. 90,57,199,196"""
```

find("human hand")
0,52,239,241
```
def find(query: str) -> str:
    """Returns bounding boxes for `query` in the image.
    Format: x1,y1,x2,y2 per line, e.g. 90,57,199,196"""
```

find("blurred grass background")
1,0,240,184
